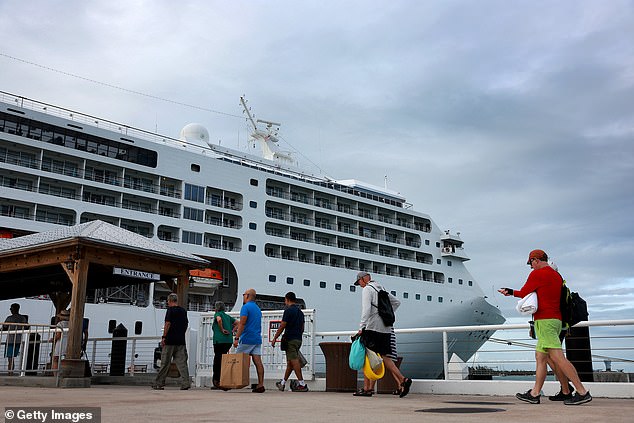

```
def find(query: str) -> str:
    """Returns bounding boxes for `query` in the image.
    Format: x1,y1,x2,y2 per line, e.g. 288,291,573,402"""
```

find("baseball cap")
354,271,370,285
527,249,548,264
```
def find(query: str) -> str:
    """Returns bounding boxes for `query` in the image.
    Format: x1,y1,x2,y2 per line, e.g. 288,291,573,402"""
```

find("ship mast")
240,96,295,166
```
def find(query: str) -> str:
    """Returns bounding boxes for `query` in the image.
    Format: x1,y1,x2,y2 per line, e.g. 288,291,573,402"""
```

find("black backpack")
560,278,588,327
369,285,395,326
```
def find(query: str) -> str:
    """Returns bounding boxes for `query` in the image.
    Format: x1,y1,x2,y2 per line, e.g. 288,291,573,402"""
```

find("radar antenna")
240,96,294,165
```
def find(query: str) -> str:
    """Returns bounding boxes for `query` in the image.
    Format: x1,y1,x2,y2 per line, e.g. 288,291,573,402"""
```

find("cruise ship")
0,90,504,378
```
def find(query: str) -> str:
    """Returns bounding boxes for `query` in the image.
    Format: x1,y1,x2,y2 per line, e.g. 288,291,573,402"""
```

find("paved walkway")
1,386,632,423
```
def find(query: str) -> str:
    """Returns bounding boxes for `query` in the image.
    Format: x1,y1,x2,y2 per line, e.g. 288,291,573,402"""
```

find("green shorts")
285,339,302,360
535,319,562,353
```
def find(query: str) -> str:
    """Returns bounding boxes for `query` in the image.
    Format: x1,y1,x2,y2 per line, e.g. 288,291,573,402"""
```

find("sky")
1,0,633,330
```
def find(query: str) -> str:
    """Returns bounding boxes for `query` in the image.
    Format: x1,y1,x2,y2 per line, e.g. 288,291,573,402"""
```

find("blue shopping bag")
348,337,365,371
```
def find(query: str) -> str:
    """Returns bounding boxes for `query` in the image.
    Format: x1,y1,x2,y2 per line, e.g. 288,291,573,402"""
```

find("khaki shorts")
285,339,302,360
535,319,562,353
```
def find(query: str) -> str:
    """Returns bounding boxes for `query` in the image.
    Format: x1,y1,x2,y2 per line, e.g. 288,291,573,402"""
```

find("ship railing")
313,319,634,382
265,210,423,248
0,322,67,385
266,187,430,232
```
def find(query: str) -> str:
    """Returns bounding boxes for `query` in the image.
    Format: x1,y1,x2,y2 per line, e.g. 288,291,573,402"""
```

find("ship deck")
1,384,632,423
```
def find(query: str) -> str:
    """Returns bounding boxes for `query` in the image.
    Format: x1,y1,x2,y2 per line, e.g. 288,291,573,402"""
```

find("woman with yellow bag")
352,271,412,398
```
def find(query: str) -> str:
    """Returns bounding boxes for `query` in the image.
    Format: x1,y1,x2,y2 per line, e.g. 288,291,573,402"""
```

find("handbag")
219,353,250,389
348,337,365,371
362,352,385,380
280,334,288,351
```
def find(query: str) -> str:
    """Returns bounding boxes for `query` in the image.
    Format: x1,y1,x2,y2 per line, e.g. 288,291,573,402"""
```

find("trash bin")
26,333,41,376
110,323,127,376
376,357,403,394
319,342,357,392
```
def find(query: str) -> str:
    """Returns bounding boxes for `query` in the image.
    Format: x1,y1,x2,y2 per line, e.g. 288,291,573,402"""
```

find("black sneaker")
549,383,574,401
516,389,540,404
564,391,592,405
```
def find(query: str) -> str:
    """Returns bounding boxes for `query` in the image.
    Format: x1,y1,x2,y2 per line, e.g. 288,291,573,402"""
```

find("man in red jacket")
499,249,591,405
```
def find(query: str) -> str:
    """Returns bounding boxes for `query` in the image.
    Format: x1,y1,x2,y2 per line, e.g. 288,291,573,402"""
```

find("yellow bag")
363,353,385,380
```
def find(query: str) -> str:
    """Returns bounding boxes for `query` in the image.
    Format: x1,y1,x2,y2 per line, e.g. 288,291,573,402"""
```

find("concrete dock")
2,385,633,423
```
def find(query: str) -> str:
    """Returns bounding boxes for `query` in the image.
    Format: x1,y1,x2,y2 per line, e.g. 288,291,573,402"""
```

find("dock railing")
0,322,66,385
313,319,634,382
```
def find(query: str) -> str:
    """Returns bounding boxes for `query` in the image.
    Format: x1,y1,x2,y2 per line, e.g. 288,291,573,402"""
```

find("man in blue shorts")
233,288,265,393
3,303,28,375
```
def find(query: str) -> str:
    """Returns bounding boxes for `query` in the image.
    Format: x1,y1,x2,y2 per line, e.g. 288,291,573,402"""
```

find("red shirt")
513,266,562,321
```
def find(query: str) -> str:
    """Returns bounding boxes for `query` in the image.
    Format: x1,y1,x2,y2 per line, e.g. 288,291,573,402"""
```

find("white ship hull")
0,91,504,378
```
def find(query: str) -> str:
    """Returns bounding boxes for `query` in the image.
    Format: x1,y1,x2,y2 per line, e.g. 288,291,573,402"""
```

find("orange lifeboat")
189,268,223,280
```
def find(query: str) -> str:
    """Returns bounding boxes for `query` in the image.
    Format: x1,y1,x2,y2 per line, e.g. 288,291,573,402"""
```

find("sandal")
399,377,412,398
252,385,265,393
353,388,373,397
392,388,402,396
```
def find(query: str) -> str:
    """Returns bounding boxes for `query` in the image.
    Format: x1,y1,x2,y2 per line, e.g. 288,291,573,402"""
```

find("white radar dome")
179,123,212,148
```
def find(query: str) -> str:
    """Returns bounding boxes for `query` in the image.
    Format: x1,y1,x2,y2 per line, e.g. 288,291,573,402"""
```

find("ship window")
448,277,453,283
448,261,452,266
182,231,202,245
287,277,294,285
350,286,356,292
249,201,257,208
390,290,396,296
269,275,276,282
319,281,326,289
468,280,473,286
425,240,430,245
184,183,205,203
250,179,258,186
303,279,310,287
249,222,257,230
108,320,117,334
438,297,443,303
415,294,421,300
134,321,143,335
436,259,441,264
183,207,203,222
436,242,440,247
427,295,432,301
335,283,341,291
248,245,256,252
403,292,409,299
458,279,463,285
191,164,200,172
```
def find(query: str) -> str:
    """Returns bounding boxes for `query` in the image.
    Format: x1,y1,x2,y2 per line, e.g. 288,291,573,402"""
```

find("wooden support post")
176,273,189,309
66,259,88,360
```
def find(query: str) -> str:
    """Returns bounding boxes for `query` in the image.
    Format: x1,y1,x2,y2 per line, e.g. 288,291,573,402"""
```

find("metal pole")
442,331,449,381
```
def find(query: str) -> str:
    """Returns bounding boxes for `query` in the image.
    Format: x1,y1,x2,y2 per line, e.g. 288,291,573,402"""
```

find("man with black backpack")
353,271,412,398
499,249,591,405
